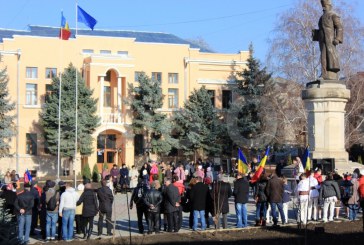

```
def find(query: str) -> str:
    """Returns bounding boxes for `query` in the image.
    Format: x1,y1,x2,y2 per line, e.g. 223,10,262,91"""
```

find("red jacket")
359,176,364,198
173,181,185,196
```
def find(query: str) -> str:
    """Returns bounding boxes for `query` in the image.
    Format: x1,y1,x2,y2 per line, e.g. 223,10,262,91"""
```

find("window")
117,51,128,56
26,67,38,79
45,84,54,103
100,50,111,54
168,88,179,108
222,90,232,109
45,68,57,79
207,90,215,107
134,71,143,82
106,152,114,163
26,133,37,155
26,83,37,105
168,73,178,84
134,134,144,156
82,49,94,54
152,72,162,83
104,86,111,107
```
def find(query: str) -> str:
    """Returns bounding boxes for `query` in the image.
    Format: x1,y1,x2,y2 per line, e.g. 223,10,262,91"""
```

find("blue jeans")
236,203,248,228
348,204,358,221
270,202,285,225
46,212,59,238
193,210,206,230
62,209,75,240
255,202,267,221
18,214,32,244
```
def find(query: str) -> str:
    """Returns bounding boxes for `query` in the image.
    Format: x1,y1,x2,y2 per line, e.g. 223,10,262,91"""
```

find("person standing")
164,178,180,232
0,183,17,218
172,175,185,231
307,171,320,221
174,164,186,183
253,174,268,227
266,173,285,226
129,165,139,189
296,173,310,225
45,181,60,241
212,175,232,229
347,173,360,221
319,172,341,222
77,183,98,240
110,164,120,189
75,183,84,235
190,176,209,231
144,181,163,234
59,182,79,241
30,181,41,235
119,164,129,193
57,181,67,240
233,172,249,228
130,179,148,234
97,180,114,236
14,183,34,245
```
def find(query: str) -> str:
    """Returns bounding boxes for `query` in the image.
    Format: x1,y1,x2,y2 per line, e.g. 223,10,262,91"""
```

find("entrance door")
97,134,117,166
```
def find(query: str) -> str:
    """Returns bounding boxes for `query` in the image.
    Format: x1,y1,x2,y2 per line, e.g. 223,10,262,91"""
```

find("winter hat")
77,183,85,191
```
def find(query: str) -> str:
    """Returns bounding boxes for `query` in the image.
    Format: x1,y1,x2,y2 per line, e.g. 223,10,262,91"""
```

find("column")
99,76,104,123
117,77,122,123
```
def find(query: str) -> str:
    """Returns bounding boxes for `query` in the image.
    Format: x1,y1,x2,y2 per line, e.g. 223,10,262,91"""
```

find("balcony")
102,112,123,124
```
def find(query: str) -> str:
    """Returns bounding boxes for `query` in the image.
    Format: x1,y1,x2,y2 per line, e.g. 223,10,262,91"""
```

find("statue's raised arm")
312,0,343,80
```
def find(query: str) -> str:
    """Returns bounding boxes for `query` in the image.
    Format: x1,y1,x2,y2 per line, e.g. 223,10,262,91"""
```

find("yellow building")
0,25,248,177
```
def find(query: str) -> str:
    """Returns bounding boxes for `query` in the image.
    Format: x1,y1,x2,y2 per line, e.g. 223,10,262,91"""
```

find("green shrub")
82,162,92,180
92,164,100,182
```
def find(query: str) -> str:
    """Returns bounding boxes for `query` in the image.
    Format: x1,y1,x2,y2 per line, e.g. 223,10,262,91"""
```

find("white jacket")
59,187,79,215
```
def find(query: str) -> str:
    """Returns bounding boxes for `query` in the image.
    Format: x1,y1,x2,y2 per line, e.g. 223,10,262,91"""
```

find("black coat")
212,181,232,214
320,180,341,200
266,175,284,203
233,177,250,204
97,186,114,213
77,189,99,217
164,184,180,213
144,188,163,213
190,182,209,211
14,189,34,215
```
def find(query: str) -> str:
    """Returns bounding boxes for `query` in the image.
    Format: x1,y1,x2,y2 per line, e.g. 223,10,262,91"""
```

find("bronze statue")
312,0,343,80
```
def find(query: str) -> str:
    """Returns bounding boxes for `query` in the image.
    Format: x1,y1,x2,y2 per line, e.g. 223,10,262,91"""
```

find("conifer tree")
128,72,177,156
40,64,100,159
234,44,272,140
0,198,17,244
0,61,16,158
82,162,92,180
173,86,222,158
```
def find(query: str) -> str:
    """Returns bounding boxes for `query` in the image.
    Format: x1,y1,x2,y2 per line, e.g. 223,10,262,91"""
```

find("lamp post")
0,50,21,173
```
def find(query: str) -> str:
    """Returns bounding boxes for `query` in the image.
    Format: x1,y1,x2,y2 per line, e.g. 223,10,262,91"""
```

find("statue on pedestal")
312,0,343,80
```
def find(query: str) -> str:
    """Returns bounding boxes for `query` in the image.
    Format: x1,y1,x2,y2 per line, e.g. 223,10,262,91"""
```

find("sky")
0,0,363,63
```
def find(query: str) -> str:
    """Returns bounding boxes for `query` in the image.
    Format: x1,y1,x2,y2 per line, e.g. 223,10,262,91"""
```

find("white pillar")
100,76,105,123
117,77,122,123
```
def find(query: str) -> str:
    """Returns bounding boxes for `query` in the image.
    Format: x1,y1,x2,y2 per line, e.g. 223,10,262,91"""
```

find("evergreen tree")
82,162,92,180
233,44,272,141
40,64,100,159
0,62,16,158
173,86,222,158
128,72,177,155
92,164,100,182
0,198,17,244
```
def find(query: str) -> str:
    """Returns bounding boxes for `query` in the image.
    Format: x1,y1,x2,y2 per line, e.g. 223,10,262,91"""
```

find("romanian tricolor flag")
59,12,71,40
250,147,270,183
302,146,311,175
238,148,249,174
24,169,32,184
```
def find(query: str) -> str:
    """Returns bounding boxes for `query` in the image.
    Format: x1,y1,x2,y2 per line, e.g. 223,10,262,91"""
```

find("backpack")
47,192,57,211
341,180,353,205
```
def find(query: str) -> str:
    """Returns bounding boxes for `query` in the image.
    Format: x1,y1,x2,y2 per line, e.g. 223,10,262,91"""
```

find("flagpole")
74,1,79,187
57,11,64,180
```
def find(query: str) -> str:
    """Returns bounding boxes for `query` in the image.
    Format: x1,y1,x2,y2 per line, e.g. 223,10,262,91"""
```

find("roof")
0,25,213,52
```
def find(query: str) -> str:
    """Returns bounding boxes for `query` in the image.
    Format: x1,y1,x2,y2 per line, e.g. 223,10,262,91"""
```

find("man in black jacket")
14,183,34,245
163,178,180,232
233,172,250,228
211,176,232,229
266,173,285,226
130,179,148,234
144,182,163,234
97,180,114,236
190,176,209,231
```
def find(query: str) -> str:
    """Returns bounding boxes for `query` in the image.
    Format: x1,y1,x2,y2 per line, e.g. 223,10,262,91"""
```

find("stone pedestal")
302,80,351,172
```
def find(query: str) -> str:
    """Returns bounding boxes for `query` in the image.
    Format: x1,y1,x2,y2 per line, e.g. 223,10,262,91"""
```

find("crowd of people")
1,159,364,245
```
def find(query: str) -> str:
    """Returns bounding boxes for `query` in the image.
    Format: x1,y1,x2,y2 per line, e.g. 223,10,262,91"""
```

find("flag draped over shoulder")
250,147,270,183
77,6,97,30
59,11,71,40
302,146,311,175
24,169,32,184
238,149,249,174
